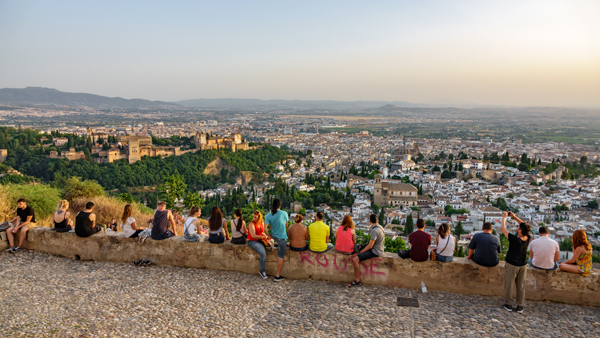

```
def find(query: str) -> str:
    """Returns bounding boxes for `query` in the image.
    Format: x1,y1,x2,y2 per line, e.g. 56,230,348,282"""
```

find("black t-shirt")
17,206,36,224
505,233,531,266
468,232,500,267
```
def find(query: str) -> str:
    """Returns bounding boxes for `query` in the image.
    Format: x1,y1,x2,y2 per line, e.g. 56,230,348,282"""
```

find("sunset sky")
1,0,599,107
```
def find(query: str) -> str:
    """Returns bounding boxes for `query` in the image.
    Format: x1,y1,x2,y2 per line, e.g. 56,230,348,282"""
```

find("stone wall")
16,228,600,307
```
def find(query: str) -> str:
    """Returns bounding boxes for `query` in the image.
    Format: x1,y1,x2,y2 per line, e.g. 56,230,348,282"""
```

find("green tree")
158,175,187,211
183,191,206,210
588,199,598,209
60,177,105,202
378,207,385,225
404,214,414,235
453,221,465,236
117,193,134,204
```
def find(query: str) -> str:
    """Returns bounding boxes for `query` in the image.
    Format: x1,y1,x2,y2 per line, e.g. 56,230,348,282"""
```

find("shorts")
208,232,225,244
309,243,334,254
12,223,36,231
273,236,287,258
184,232,200,242
290,245,309,252
151,230,174,240
357,249,379,262
231,236,247,245
436,254,454,262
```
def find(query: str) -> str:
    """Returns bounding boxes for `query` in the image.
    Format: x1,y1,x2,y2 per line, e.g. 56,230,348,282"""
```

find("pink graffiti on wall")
300,251,387,276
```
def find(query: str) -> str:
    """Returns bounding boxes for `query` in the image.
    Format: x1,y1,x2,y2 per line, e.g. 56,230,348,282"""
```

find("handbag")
398,249,411,259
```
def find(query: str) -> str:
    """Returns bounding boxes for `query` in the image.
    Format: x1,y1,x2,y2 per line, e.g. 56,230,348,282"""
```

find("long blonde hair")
56,200,69,211
341,215,355,231
252,210,263,225
121,204,133,224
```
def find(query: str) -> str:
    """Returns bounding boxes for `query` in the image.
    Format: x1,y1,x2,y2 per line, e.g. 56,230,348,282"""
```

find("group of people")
3,198,595,309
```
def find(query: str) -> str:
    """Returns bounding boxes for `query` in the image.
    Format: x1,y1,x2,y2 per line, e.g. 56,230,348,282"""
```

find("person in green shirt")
307,211,333,253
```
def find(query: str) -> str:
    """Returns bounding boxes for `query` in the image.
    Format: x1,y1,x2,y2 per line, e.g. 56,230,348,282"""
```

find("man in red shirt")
408,219,431,262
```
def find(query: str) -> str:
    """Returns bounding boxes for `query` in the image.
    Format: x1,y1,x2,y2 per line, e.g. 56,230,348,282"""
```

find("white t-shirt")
529,236,560,269
184,217,198,235
121,217,136,237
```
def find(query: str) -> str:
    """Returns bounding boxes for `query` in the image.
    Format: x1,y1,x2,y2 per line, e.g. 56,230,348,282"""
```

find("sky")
0,0,599,107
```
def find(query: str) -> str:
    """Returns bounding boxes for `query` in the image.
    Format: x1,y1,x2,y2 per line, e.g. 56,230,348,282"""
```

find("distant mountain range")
0,87,179,108
0,87,517,110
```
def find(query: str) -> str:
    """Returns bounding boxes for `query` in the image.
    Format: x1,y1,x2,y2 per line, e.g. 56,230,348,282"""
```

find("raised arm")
500,212,509,238
508,211,524,225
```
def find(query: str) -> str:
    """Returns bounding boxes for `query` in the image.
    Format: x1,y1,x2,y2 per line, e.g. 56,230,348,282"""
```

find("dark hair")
234,208,243,232
209,206,223,232
416,219,425,229
369,214,377,224
518,222,531,238
295,214,304,223
188,206,200,217
17,198,27,204
538,226,549,235
482,222,493,230
85,201,95,209
121,204,133,224
438,223,450,239
316,211,324,220
272,199,281,215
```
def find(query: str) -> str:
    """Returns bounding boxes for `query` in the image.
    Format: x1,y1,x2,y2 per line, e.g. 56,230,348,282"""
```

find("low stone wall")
18,228,600,307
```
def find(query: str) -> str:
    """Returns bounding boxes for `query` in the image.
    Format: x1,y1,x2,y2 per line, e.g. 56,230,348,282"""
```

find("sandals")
347,280,362,287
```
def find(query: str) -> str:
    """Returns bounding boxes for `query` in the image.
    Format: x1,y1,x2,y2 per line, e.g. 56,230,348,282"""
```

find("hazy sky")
1,0,599,107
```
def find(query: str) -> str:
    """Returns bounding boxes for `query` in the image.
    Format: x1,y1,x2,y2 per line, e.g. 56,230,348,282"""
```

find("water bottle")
421,281,427,293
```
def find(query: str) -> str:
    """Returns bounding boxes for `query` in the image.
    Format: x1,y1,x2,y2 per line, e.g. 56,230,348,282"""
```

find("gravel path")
1,251,599,337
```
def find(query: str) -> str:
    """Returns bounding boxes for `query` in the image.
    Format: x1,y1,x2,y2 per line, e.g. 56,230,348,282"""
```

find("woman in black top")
500,211,531,314
75,202,102,237
53,200,73,233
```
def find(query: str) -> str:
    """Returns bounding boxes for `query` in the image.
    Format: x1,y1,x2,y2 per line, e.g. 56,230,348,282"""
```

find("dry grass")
70,196,154,230
0,185,13,223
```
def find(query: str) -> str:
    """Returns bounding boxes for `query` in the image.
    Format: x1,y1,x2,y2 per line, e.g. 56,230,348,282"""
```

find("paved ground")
1,251,599,338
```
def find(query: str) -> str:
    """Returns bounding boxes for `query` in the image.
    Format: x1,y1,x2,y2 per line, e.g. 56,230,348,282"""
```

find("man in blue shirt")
265,199,289,282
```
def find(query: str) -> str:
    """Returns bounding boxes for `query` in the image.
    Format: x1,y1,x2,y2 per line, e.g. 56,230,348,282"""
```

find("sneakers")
516,306,524,314
6,247,15,253
274,275,284,282
6,247,20,253
133,259,152,266
503,304,513,312
259,271,267,279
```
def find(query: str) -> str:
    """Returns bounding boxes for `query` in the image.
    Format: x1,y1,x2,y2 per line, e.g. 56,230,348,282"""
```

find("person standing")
151,201,178,240
501,211,532,314
348,214,385,287
409,219,431,262
75,201,102,238
467,222,501,267
5,198,36,253
264,199,289,281
529,226,559,270
53,200,73,233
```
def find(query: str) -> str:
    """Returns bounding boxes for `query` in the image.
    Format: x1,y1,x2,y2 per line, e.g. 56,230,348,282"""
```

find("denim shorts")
273,236,287,259
436,254,453,262
528,258,558,270
357,249,378,262
208,232,225,244
184,232,200,242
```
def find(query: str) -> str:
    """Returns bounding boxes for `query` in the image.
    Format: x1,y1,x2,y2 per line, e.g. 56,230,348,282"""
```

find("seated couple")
288,211,349,253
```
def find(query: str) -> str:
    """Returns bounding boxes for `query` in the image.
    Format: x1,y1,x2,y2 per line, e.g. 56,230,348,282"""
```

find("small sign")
397,297,419,307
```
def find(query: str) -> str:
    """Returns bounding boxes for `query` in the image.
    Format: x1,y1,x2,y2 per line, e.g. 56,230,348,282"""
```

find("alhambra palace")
48,129,250,164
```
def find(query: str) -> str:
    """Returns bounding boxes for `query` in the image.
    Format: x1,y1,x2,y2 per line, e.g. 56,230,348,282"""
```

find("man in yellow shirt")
308,211,333,253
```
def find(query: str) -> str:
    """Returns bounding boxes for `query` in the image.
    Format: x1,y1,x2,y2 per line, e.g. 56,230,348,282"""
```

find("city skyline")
1,0,599,108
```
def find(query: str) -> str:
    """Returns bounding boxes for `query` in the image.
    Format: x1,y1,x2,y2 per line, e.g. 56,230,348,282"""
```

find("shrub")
0,184,61,224
70,196,153,227
60,177,105,202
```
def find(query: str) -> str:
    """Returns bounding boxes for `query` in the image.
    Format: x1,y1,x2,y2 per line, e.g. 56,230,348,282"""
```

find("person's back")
470,232,500,267
409,230,431,262
530,236,559,269
74,203,100,237
335,226,355,253
265,209,289,240
308,220,330,252
53,210,70,233
289,222,307,249
151,208,170,240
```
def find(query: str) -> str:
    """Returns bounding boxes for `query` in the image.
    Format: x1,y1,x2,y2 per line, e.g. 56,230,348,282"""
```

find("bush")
60,177,105,202
70,196,153,227
0,184,61,223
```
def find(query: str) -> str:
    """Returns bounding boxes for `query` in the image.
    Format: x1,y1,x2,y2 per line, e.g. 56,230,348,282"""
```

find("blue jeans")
529,258,558,270
310,243,333,253
436,254,454,262
273,236,287,259
184,232,200,242
208,232,225,244
248,240,266,272
357,249,379,262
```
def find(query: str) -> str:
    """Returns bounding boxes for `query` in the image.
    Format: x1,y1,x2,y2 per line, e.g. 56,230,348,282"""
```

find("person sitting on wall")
75,201,102,238
230,208,247,244
207,206,229,244
529,226,559,270
183,206,202,242
288,214,308,251
434,223,456,262
409,219,431,262
467,222,500,267
347,213,385,287
53,200,73,233
121,204,145,238
107,218,118,231
335,215,356,254
307,211,333,253
559,230,593,277
151,201,178,240
5,198,37,253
